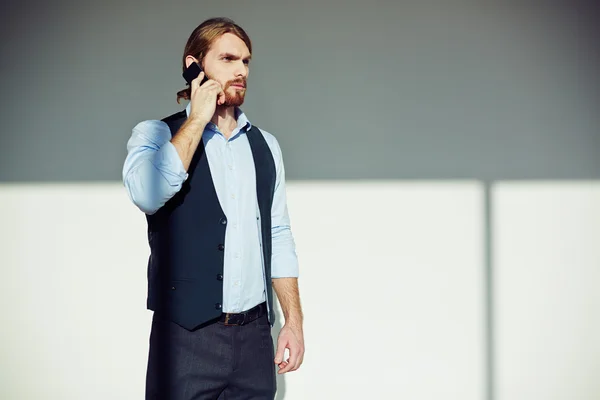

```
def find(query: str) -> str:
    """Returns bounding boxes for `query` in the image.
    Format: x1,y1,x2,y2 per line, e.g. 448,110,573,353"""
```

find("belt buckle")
223,312,246,326
223,313,234,326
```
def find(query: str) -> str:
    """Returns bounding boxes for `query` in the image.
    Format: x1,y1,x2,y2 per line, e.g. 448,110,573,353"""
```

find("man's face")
202,33,251,107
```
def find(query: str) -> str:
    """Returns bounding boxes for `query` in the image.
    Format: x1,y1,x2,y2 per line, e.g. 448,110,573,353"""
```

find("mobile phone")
182,62,208,85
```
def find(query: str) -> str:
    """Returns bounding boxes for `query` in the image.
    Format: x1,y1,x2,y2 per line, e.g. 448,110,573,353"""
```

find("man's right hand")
188,71,225,124
170,71,224,172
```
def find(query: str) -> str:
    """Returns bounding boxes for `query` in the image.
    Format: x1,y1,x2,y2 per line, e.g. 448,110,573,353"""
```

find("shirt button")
218,244,225,251
231,194,236,199
228,164,233,170
215,303,222,310
235,253,240,259
234,281,240,286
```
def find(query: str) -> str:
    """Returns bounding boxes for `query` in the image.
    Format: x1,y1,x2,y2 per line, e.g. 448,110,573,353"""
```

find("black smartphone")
182,62,208,85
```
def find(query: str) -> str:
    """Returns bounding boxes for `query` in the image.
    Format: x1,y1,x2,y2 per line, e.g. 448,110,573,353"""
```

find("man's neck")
211,106,238,139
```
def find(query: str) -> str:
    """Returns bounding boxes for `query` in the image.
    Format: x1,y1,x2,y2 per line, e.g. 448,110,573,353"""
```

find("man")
122,17,304,400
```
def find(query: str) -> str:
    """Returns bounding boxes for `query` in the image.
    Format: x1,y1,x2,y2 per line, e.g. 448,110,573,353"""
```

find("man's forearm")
171,117,208,171
272,277,303,328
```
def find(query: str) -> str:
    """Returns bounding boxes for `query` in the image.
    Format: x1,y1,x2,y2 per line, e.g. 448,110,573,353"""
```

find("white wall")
494,181,600,400
0,184,151,399
283,182,484,400
1,181,598,399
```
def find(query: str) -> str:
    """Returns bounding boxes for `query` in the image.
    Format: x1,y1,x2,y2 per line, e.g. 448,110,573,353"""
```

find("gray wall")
1,0,598,182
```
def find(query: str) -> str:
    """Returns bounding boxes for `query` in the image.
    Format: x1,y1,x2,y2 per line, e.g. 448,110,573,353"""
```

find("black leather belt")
219,302,267,326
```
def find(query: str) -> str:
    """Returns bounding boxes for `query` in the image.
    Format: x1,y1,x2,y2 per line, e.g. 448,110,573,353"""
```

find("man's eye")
243,60,250,65
223,57,231,61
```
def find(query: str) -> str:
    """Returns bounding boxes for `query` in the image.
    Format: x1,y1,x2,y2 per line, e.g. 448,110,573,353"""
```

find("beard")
221,78,247,107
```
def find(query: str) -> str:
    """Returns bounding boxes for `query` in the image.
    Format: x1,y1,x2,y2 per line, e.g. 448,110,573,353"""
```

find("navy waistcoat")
145,110,276,330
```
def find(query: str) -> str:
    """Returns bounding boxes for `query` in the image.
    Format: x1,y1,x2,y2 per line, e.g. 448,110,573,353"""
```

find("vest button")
220,218,227,225
218,244,225,251
215,303,222,310
216,274,223,281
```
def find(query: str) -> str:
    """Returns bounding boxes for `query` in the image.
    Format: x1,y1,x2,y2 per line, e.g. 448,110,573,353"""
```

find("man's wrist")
283,313,303,329
185,116,208,131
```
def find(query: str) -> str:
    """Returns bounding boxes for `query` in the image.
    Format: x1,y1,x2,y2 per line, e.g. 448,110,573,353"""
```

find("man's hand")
274,323,305,374
188,71,225,124
272,277,304,373
171,71,225,170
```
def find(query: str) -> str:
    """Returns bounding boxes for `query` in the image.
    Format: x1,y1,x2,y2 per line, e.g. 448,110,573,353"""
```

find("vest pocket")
167,278,194,291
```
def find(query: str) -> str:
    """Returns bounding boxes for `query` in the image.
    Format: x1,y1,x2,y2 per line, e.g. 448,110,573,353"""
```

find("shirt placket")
224,138,242,311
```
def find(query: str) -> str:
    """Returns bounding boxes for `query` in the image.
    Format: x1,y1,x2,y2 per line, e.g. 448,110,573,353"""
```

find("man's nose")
235,61,248,78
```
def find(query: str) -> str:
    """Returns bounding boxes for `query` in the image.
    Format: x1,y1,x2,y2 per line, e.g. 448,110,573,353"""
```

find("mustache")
225,78,247,88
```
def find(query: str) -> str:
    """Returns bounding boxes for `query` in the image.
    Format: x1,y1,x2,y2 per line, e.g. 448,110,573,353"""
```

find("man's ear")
184,55,200,69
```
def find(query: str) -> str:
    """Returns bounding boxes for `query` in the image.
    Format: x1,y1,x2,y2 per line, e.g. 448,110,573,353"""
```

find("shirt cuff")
271,236,300,278
154,140,189,185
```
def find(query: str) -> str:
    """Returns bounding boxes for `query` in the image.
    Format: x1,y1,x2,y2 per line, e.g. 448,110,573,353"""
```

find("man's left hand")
274,324,304,374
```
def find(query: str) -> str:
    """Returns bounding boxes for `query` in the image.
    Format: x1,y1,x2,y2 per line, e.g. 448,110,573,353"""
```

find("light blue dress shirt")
123,104,299,313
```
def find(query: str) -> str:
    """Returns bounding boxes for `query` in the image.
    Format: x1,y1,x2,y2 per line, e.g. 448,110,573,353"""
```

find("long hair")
176,18,252,104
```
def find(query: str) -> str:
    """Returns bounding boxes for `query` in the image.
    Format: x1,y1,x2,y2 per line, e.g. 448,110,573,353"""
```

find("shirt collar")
184,102,252,134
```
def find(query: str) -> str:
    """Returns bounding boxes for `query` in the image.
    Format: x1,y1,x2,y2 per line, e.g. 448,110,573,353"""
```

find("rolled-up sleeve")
122,120,188,215
269,136,299,278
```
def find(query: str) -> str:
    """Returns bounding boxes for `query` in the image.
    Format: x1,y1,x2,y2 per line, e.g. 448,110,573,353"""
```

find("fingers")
217,89,225,105
196,79,223,97
281,345,297,374
295,350,305,371
277,360,289,373
190,77,224,111
274,337,286,366
277,356,294,374
188,76,224,122
274,330,305,374
191,71,205,90
192,72,223,94
277,341,303,374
